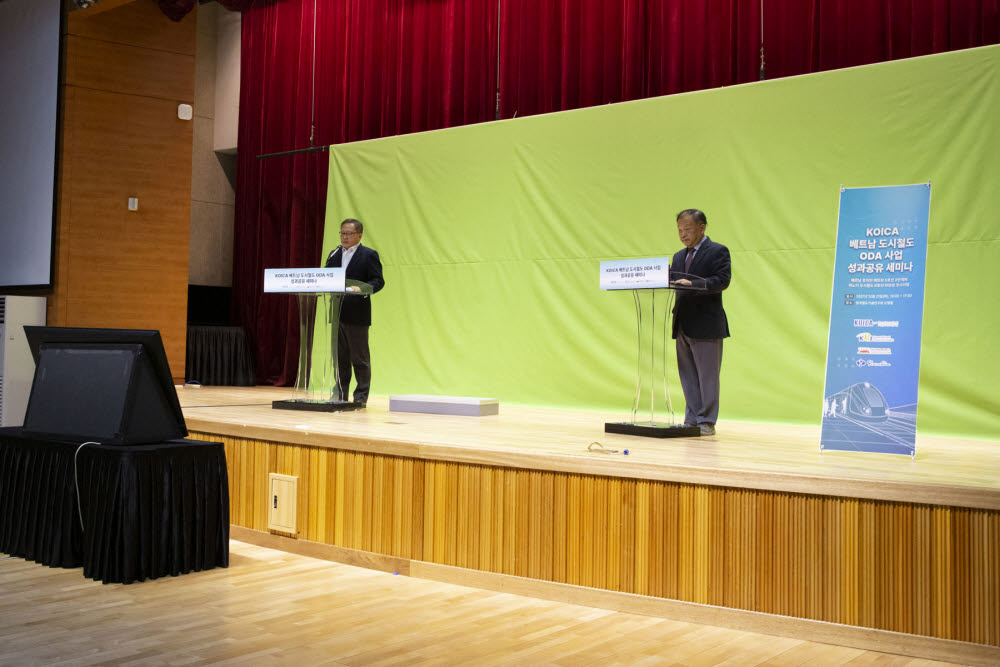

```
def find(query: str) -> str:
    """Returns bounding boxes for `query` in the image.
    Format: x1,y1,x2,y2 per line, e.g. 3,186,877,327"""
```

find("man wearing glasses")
324,218,385,407
670,209,731,436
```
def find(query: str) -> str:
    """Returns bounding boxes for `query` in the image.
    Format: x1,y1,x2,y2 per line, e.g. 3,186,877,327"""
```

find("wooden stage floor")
179,386,1000,661
179,386,999,510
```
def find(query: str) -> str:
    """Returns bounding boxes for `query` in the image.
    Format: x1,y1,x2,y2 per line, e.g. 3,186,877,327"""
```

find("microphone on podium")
326,245,343,266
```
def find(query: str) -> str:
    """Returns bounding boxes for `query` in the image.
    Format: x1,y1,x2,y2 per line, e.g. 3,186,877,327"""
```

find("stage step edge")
229,526,999,667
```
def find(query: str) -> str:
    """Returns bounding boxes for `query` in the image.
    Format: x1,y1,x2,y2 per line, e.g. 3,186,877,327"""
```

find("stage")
181,386,999,508
180,386,999,664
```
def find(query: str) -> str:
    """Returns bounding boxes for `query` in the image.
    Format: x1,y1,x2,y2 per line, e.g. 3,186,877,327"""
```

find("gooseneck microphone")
326,244,343,266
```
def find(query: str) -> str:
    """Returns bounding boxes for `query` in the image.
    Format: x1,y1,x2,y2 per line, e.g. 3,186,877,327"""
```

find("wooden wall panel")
60,87,191,311
69,0,196,54
64,35,195,101
51,0,195,379
194,432,1000,648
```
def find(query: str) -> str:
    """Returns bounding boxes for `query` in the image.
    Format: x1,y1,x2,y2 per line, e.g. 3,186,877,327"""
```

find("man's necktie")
684,247,694,273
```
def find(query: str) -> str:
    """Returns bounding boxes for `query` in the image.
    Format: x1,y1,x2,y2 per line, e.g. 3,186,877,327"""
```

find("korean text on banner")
820,184,931,456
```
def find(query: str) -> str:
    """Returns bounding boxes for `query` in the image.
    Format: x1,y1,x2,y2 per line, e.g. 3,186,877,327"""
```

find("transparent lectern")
263,268,374,412
600,258,707,438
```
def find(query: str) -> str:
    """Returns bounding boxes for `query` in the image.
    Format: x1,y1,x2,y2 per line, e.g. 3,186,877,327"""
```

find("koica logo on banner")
853,319,900,328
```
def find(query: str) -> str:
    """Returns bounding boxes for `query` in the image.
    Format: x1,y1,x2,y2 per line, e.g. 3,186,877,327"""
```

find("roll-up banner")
820,184,931,457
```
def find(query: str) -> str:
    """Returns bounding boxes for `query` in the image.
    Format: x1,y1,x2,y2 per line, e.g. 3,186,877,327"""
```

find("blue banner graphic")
820,184,931,456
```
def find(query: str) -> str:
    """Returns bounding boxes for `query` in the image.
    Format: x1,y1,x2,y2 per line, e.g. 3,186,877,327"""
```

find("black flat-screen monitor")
21,327,187,445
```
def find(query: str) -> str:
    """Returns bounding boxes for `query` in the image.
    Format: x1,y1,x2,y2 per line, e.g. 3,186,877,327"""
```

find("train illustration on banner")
824,382,889,423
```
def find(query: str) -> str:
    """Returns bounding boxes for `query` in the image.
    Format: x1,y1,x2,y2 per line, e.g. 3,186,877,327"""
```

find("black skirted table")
0,428,229,584
185,325,256,385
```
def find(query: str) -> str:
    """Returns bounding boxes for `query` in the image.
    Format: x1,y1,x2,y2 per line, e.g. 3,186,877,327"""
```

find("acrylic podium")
263,268,374,412
600,257,706,438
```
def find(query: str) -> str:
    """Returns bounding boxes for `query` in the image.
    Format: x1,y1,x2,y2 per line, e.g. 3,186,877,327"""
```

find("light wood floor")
178,387,1000,509
0,540,961,666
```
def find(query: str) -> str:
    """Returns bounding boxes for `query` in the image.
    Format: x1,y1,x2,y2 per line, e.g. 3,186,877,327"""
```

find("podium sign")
263,268,346,293
599,258,671,290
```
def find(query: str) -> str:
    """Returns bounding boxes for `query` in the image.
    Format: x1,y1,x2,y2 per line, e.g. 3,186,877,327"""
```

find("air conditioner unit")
0,296,46,427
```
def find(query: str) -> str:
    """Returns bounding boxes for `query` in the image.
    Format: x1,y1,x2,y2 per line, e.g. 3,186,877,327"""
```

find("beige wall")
52,0,196,381
53,0,241,380
189,1,237,288
48,0,197,378
214,5,241,154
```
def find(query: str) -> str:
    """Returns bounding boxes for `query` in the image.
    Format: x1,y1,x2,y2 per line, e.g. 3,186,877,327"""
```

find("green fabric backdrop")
320,45,1000,440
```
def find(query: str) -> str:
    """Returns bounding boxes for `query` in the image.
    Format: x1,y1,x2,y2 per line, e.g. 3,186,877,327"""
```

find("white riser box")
0,296,46,427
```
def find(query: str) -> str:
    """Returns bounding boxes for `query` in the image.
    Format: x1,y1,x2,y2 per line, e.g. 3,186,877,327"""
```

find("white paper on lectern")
263,268,346,293
599,258,671,290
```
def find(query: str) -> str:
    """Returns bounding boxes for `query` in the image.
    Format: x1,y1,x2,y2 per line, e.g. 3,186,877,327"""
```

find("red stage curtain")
234,0,497,384
233,0,999,385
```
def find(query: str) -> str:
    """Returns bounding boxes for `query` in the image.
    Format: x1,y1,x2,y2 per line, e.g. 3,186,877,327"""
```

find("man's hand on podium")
672,278,692,286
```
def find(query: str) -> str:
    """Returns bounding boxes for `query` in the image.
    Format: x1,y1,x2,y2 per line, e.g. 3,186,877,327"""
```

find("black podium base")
272,399,363,412
605,422,701,438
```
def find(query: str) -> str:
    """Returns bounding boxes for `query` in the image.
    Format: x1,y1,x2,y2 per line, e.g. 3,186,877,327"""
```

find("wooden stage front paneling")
182,387,999,659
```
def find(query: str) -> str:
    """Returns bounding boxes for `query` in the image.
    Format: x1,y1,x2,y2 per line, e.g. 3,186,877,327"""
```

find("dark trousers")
337,323,371,404
675,329,723,425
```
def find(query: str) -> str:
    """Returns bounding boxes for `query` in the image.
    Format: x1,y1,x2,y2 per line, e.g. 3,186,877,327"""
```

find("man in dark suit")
670,209,731,436
324,218,385,407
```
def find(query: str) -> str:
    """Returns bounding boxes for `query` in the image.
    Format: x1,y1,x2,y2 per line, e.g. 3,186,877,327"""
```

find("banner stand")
820,183,931,458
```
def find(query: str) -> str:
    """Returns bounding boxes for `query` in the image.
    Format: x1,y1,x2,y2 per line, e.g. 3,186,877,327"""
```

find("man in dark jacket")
670,209,731,435
324,218,385,406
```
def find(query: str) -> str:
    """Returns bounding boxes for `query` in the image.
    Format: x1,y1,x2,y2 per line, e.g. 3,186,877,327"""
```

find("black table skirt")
186,325,256,386
0,434,81,568
0,428,229,584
